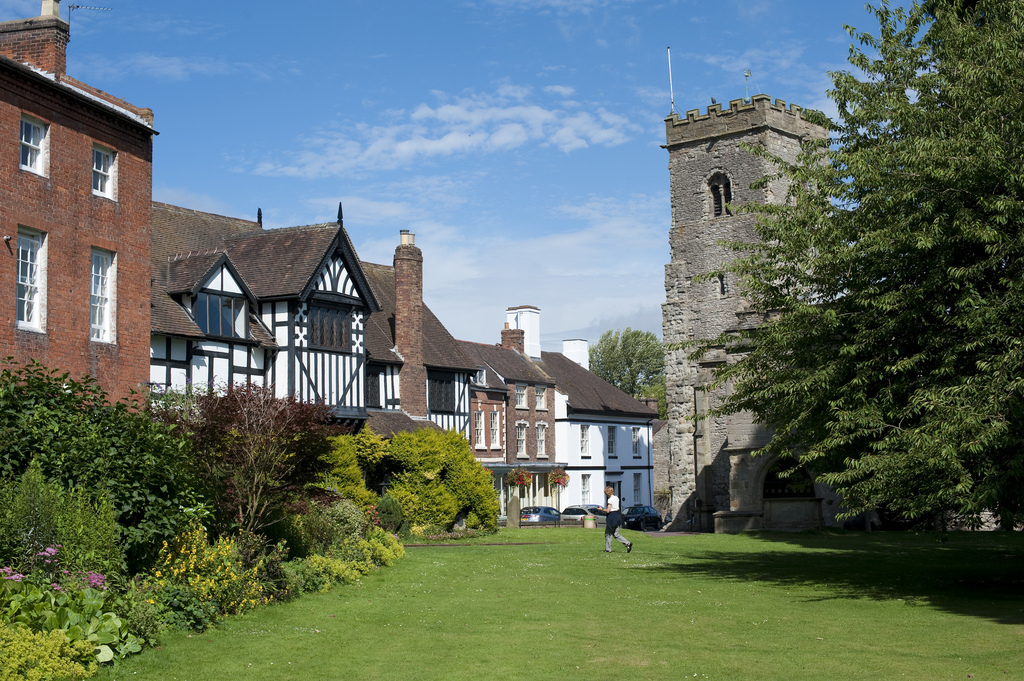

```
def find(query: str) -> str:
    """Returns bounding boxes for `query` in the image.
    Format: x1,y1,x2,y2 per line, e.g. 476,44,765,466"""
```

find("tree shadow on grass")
640,530,1024,624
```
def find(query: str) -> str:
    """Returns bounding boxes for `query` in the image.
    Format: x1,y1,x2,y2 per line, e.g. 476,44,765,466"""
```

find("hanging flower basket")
505,468,534,488
549,467,570,489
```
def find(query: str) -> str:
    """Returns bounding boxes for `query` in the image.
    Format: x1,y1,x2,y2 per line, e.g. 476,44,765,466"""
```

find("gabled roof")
360,261,477,372
536,351,658,419
457,340,553,388
223,225,345,301
151,203,379,343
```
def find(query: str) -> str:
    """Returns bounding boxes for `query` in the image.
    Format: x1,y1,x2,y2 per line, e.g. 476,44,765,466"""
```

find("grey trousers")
605,524,630,551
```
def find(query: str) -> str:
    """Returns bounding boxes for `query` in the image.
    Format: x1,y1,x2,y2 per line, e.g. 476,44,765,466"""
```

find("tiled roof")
365,410,442,438
536,351,658,418
457,340,552,387
360,261,477,371
223,224,340,299
165,251,224,294
152,202,259,282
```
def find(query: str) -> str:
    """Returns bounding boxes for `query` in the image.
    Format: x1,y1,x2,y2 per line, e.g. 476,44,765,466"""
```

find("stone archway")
760,457,823,530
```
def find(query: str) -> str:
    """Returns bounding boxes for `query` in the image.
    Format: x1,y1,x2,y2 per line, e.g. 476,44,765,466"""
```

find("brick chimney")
500,322,525,353
0,1,70,76
394,230,427,417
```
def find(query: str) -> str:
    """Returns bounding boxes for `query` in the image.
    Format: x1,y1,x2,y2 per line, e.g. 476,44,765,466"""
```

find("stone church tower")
661,95,831,532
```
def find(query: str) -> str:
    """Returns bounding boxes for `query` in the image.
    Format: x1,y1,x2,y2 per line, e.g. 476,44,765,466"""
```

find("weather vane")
744,69,752,104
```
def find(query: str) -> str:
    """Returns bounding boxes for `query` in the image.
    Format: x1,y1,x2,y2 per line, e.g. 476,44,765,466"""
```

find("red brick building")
0,1,155,399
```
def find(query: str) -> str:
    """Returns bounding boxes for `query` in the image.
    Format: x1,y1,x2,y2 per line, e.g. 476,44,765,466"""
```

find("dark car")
622,505,662,531
520,506,561,523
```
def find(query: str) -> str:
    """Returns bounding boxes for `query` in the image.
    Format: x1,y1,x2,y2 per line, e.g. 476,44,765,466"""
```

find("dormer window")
709,172,732,217
194,291,247,339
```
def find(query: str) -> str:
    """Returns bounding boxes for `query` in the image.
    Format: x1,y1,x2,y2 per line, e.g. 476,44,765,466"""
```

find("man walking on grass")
599,485,632,553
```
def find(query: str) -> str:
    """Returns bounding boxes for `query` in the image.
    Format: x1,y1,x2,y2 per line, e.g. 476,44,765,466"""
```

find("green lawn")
99,529,1024,681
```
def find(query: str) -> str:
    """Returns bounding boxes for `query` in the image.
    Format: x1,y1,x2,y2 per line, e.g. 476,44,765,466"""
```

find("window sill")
516,453,528,459
537,454,548,459
90,338,116,345
15,324,45,335
20,166,46,178
475,445,487,451
92,192,116,202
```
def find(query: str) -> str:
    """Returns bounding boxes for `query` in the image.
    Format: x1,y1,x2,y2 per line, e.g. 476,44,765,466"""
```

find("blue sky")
3,0,897,349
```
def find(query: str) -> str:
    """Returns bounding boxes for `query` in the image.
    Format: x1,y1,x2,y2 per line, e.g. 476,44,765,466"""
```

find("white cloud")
375,191,669,345
543,85,575,97
76,53,254,82
254,87,639,178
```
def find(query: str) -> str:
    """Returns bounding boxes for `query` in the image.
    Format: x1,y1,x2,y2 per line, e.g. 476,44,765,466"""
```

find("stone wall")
661,95,831,532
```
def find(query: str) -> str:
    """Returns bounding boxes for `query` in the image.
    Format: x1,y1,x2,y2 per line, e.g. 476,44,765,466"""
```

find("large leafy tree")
589,328,666,417
695,0,1024,525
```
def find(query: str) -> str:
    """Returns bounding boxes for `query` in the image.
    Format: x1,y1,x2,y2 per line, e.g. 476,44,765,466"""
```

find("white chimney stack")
563,339,589,370
41,1,61,18
506,306,541,359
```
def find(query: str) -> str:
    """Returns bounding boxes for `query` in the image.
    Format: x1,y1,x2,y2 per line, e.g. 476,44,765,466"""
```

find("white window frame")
516,422,527,458
474,411,485,449
580,424,590,458
515,384,526,409
607,425,616,457
632,426,641,457
536,422,547,458
20,116,47,176
490,411,500,449
89,248,115,343
535,386,546,410
16,228,45,331
581,474,591,505
92,145,116,199
633,473,642,506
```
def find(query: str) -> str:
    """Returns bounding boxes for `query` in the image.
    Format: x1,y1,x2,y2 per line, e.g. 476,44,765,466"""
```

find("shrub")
150,523,268,630
293,554,364,592
0,575,142,663
384,429,499,531
117,580,165,647
0,463,125,582
376,494,404,534
0,360,200,571
153,385,333,535
322,435,377,506
297,500,366,556
0,622,96,681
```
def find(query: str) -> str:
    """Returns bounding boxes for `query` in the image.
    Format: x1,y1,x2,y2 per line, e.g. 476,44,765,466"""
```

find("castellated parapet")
664,94,822,147
660,93,835,533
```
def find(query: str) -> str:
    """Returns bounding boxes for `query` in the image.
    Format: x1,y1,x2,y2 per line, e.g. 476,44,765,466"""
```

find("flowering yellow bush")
153,523,268,617
0,623,96,681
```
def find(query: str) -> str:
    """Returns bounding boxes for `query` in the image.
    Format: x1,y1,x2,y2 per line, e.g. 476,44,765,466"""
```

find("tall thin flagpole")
667,46,676,115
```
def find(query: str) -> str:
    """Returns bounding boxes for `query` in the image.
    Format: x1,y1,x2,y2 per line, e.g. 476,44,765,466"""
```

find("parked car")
520,506,561,523
622,505,662,531
561,506,607,525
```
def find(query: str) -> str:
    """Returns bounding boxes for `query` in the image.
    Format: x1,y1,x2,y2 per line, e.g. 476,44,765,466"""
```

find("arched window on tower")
708,173,732,217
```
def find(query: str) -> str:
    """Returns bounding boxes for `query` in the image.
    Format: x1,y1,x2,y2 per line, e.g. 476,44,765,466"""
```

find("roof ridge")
153,201,259,225
224,223,335,240
168,248,225,262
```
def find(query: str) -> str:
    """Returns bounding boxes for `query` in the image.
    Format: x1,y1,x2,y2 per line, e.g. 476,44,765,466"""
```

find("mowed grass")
98,529,1024,681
